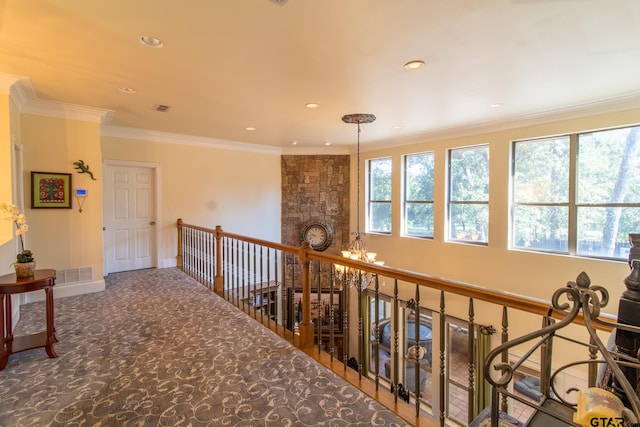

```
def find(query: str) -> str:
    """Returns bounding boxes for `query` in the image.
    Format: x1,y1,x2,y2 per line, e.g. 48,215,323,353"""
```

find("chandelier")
334,113,384,290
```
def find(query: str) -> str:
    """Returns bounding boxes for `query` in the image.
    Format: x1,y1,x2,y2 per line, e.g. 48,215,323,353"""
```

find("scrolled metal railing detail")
562,271,609,318
484,272,640,426
485,290,580,388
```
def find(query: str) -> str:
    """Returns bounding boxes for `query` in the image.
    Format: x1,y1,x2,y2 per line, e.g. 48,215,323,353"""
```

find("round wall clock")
301,222,333,252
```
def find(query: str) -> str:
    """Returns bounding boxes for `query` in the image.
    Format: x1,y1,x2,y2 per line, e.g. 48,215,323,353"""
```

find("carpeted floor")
0,268,408,426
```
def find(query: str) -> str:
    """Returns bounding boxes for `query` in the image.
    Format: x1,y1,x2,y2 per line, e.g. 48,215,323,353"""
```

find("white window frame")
447,144,489,245
510,124,640,260
402,151,434,239
367,157,392,234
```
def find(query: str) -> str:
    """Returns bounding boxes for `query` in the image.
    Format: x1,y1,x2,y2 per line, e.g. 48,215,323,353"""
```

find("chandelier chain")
356,122,361,237
334,113,383,291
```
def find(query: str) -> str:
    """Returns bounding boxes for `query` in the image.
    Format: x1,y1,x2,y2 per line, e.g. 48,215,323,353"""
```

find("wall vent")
152,104,171,112
56,267,93,284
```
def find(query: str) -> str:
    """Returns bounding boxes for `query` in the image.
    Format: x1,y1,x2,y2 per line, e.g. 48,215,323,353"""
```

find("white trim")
3,75,114,124
11,296,20,331
6,75,638,155
24,279,106,302
102,125,283,155
21,98,114,124
0,73,26,95
102,126,351,156
160,258,178,269
360,92,640,153
102,159,162,274
281,146,350,155
8,78,35,107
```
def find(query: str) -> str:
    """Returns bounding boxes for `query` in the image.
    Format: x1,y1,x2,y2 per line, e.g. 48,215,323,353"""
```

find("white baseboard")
160,258,177,268
24,278,106,303
11,297,20,330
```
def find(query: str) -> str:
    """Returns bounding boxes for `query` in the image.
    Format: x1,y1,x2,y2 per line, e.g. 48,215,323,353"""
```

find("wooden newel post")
177,218,183,270
298,241,315,349
214,225,224,295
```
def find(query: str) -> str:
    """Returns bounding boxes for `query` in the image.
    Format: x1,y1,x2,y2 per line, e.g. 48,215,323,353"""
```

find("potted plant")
1,203,36,278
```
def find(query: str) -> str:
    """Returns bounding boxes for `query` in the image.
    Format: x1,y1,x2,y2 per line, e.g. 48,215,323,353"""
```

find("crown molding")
20,98,114,124
101,125,283,155
281,146,350,155
1,74,114,124
0,73,27,95
102,126,350,156
361,91,640,152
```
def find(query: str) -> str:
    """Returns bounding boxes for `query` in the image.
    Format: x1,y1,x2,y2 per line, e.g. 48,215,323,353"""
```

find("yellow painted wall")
356,108,640,326
20,114,103,280
0,93,14,273
101,136,282,266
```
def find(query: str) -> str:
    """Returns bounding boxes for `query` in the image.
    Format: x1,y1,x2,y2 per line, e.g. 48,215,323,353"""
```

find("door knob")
150,221,156,225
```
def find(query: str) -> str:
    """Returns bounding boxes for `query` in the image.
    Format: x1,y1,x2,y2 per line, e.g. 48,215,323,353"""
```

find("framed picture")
294,289,343,333
31,171,72,209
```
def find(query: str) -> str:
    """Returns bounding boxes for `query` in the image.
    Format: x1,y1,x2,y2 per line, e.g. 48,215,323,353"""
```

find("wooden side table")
0,269,57,371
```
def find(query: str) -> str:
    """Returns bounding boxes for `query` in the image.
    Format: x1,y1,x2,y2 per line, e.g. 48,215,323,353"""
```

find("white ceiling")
1,0,639,151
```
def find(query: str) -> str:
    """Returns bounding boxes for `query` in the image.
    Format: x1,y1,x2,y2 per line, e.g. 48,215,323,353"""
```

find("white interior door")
103,164,156,273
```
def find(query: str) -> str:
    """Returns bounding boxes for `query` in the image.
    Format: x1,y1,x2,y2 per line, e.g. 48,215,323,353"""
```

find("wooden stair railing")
177,220,620,427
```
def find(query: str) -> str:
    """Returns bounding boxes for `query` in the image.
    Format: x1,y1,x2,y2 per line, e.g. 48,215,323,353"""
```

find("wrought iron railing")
177,219,620,427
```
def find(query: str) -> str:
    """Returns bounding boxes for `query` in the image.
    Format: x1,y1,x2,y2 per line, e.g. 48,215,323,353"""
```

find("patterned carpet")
0,268,408,426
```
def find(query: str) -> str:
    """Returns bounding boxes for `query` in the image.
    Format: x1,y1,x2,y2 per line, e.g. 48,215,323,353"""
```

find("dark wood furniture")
0,269,57,371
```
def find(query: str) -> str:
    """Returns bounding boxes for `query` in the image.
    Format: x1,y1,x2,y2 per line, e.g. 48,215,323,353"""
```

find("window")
448,145,489,243
512,137,569,252
368,157,392,233
512,125,640,259
403,152,434,238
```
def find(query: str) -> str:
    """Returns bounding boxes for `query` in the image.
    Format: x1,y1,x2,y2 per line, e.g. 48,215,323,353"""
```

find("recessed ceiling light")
246,127,256,131
324,141,331,146
491,103,503,108
118,87,136,94
404,60,425,70
291,140,298,145
305,103,320,109
393,125,403,129
140,36,165,48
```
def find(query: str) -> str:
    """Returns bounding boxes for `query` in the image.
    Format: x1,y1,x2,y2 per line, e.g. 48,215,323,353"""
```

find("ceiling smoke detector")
153,104,171,112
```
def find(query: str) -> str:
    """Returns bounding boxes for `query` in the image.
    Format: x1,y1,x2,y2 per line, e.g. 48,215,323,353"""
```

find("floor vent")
56,267,93,284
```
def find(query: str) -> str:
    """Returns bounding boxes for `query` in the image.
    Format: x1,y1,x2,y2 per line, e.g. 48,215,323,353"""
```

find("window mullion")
567,134,578,255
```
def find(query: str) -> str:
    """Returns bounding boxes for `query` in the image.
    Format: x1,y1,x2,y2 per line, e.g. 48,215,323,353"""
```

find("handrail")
177,220,624,426
221,229,299,254
179,220,615,330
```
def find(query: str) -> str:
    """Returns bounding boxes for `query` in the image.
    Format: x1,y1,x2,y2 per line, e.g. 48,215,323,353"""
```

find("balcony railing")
176,219,622,427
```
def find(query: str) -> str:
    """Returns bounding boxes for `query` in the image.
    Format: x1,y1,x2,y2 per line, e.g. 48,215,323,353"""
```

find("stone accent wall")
281,155,350,253
281,154,349,353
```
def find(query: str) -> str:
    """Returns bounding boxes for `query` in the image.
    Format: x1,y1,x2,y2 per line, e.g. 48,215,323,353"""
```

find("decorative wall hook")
73,160,96,180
